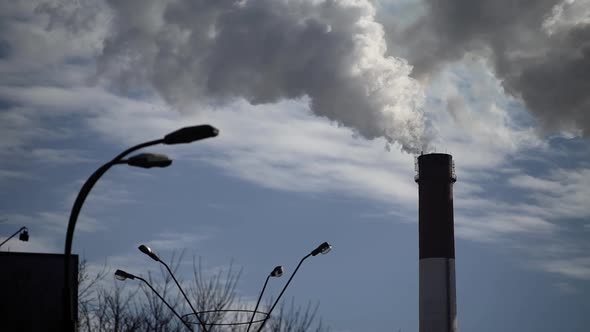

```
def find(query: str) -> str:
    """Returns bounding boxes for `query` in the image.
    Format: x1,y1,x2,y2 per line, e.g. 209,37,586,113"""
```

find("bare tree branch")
77,253,328,332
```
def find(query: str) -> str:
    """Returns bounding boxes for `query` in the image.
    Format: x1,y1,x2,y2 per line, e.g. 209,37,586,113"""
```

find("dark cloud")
397,0,590,136
96,0,426,153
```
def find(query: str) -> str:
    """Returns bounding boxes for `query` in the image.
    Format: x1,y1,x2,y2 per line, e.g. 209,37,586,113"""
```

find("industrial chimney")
415,153,457,332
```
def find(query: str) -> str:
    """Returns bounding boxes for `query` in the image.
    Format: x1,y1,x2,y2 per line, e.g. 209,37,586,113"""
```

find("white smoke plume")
96,0,425,153
392,0,590,137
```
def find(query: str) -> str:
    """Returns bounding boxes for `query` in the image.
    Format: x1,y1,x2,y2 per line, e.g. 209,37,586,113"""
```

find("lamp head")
138,244,160,262
19,228,29,242
114,269,136,281
270,266,284,278
126,153,172,168
163,125,219,145
310,242,332,256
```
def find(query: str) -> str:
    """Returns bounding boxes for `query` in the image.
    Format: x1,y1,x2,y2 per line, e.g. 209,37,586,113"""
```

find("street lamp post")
255,242,332,332
114,269,194,331
0,226,29,249
63,125,218,331
138,244,210,332
245,266,284,332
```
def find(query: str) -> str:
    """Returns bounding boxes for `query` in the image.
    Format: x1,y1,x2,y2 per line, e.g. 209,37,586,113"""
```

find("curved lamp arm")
159,259,209,332
65,139,164,259
63,125,218,330
135,276,194,331
246,275,271,332
255,242,330,332
63,139,163,330
138,244,209,332
115,269,193,331
254,254,312,332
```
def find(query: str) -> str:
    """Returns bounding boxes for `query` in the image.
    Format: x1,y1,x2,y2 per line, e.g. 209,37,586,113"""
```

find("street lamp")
114,269,193,331
255,242,332,332
245,266,284,332
63,124,219,331
138,244,209,332
0,226,29,249
126,153,173,168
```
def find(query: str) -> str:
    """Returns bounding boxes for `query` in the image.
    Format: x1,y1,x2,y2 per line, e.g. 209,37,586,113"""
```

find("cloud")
0,177,146,252
391,0,590,137
194,100,418,205
1,0,589,288
0,169,36,181
4,80,418,209
422,60,544,169
90,0,426,152
0,106,74,152
83,95,420,207
2,211,103,234
1,17,568,247
452,160,590,280
541,257,590,280
29,148,93,164
60,178,140,212
542,0,590,35
144,231,213,252
508,168,590,220
554,281,578,294
455,213,556,242
0,0,109,90
508,174,561,192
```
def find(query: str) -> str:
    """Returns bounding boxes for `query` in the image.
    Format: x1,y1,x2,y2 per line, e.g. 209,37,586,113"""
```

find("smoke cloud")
97,0,425,153
398,0,590,136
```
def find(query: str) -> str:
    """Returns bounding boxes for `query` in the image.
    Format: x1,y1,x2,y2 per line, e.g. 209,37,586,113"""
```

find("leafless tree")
266,299,326,332
139,253,187,332
77,255,329,332
190,258,241,331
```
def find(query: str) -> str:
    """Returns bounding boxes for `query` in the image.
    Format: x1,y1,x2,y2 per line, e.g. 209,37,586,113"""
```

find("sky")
0,0,589,331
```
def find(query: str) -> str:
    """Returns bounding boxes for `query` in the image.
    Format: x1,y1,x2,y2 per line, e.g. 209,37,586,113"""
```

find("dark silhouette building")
0,252,78,332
